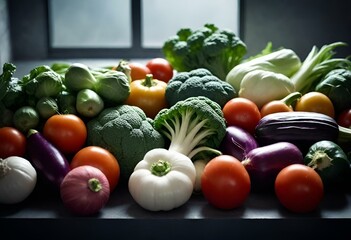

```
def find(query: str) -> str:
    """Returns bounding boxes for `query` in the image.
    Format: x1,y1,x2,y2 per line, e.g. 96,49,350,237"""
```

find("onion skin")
219,126,258,161
60,165,110,216
26,129,70,187
242,142,304,191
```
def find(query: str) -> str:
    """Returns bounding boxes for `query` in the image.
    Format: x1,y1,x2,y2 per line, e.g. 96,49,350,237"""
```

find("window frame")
46,0,244,59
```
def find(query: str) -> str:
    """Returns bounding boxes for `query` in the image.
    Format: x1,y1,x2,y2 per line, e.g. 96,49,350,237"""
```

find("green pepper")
304,140,351,186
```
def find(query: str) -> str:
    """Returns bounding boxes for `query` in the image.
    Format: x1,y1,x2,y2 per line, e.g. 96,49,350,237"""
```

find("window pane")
142,0,240,48
49,0,132,48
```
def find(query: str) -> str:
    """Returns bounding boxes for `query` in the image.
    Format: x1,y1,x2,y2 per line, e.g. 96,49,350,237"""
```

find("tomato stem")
151,159,172,176
0,159,10,178
142,74,156,87
88,178,102,192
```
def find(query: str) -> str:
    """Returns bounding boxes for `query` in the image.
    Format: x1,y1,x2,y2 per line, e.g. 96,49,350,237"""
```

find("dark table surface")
1,178,351,240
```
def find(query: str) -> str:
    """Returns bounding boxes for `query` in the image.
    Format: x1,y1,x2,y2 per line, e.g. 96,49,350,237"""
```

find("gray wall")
242,0,351,58
6,0,351,61
0,0,11,66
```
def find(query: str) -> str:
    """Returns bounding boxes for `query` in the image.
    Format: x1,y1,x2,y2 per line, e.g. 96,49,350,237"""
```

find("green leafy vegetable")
315,68,351,114
291,42,351,94
162,23,247,80
0,63,17,102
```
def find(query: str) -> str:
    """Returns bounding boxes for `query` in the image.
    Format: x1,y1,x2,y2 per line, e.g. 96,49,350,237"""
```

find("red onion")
219,126,258,161
60,165,110,216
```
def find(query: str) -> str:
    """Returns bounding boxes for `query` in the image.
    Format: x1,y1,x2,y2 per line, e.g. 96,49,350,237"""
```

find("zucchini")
255,111,339,152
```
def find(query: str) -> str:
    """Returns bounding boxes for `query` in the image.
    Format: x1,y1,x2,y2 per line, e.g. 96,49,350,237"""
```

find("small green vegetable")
13,106,40,133
87,105,165,179
36,97,59,119
22,65,64,99
165,68,236,107
57,91,77,115
92,69,130,105
162,23,247,80
65,63,130,105
153,96,226,160
315,68,351,114
76,89,104,117
304,140,351,187
64,63,97,91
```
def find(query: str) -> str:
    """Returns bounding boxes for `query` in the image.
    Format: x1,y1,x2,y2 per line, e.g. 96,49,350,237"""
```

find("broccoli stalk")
154,96,226,159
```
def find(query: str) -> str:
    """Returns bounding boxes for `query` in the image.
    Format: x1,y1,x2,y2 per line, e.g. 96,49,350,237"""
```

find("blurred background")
1,0,350,75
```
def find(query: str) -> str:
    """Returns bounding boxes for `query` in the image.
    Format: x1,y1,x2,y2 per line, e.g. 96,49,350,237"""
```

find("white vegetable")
193,159,208,193
226,48,301,92
239,69,295,108
128,148,196,211
0,156,37,204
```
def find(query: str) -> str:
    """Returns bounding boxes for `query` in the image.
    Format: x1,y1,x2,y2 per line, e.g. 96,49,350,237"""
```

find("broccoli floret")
165,68,236,107
162,23,247,80
87,104,165,179
153,96,226,160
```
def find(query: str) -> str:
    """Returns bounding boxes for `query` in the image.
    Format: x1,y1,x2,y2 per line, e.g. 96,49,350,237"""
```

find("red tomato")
0,127,26,158
43,114,87,155
70,146,120,191
129,62,151,81
337,108,351,128
222,97,261,134
146,58,174,83
201,155,251,209
275,164,324,213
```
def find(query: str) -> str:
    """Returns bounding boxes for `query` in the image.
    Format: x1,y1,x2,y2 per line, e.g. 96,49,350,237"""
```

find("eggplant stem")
308,151,333,170
88,178,102,192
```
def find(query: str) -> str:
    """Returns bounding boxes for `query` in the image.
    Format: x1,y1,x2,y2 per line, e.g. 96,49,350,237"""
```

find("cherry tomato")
146,58,173,83
260,100,293,118
295,92,335,118
125,74,168,118
275,164,324,213
201,155,251,209
0,127,26,158
222,97,261,134
70,146,120,191
129,62,151,81
43,114,87,155
337,108,351,128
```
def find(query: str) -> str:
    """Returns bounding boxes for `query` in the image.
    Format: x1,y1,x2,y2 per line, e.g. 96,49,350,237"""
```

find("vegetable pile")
1,23,351,215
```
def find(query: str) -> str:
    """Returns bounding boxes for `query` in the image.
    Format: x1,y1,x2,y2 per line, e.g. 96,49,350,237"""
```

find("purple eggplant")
219,126,258,161
242,142,303,191
255,111,339,153
26,129,70,187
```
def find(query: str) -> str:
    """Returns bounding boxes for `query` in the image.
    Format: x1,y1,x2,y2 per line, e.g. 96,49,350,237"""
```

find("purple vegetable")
26,129,70,187
219,126,258,161
242,142,303,191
